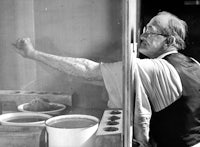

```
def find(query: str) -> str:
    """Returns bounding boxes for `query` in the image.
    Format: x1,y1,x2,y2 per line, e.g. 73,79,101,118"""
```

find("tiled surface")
0,125,46,147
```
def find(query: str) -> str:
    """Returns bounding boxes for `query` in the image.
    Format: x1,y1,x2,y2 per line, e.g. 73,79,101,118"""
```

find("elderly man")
13,11,200,147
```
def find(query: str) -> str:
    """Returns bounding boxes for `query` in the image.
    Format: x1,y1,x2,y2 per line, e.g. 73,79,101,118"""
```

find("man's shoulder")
163,53,195,67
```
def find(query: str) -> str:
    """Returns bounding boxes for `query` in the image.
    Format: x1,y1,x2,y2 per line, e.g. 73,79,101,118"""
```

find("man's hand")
12,38,37,58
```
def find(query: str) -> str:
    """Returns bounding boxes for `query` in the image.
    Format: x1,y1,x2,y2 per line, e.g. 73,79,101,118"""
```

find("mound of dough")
24,97,52,111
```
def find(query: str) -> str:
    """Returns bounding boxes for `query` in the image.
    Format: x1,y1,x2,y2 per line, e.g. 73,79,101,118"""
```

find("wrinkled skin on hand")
12,38,36,58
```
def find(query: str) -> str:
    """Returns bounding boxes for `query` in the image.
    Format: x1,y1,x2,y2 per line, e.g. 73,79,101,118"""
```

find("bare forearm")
30,51,103,82
13,38,104,84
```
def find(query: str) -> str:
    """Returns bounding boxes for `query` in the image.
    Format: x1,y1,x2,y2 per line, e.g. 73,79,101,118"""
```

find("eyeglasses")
142,26,169,37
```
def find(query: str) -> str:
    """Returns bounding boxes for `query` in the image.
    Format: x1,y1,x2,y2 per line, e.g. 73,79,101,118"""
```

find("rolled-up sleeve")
100,61,123,108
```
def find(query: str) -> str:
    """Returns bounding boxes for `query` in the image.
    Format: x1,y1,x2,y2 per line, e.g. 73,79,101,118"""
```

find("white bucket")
45,114,99,147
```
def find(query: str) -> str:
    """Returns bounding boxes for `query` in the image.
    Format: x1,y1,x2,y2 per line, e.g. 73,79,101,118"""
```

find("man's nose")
140,33,148,39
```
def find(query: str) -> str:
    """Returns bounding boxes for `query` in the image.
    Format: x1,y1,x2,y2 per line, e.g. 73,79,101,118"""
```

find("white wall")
0,0,36,89
0,0,122,109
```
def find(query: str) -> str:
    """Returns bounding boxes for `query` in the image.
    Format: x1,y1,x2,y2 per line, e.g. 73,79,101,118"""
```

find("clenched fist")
12,38,37,58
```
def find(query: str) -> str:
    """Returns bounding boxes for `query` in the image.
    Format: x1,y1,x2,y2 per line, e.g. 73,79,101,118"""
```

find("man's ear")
166,36,175,45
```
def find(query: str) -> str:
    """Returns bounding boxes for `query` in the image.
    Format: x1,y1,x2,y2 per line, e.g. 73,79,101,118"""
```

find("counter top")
69,107,105,119
0,90,72,114
0,90,124,147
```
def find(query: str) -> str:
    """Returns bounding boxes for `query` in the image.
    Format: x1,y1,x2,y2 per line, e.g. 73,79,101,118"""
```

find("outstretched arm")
13,38,104,84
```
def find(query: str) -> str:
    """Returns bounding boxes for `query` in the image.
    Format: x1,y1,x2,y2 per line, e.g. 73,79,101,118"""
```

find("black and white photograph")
0,0,199,147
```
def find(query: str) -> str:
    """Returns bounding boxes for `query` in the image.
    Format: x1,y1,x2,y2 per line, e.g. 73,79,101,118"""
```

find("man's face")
139,15,169,58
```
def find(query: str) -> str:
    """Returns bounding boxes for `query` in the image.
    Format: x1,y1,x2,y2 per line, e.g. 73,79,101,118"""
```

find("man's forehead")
147,15,169,29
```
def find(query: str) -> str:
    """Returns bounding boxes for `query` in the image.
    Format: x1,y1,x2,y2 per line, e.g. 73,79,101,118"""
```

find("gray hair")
157,11,188,50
